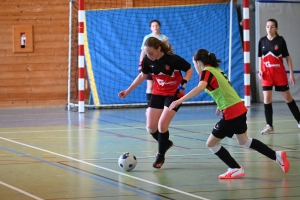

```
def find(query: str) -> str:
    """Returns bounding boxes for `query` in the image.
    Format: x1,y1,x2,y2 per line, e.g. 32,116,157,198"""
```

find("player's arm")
139,49,145,64
258,57,263,79
182,67,193,85
286,56,295,85
118,73,147,98
169,81,208,110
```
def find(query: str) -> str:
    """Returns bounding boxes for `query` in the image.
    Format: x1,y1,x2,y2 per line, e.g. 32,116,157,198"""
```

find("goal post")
68,0,248,110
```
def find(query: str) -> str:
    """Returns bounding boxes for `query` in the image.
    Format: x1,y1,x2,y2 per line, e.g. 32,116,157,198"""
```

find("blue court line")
0,146,162,200
287,70,300,73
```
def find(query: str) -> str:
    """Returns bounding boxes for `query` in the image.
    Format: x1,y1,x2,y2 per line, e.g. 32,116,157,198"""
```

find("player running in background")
169,49,290,178
119,37,193,169
258,18,300,134
139,20,169,107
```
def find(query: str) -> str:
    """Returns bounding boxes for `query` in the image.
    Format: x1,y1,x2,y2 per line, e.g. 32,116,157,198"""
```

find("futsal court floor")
0,102,299,200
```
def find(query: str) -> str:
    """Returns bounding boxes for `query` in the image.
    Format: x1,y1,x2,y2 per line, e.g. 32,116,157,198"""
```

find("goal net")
70,0,244,108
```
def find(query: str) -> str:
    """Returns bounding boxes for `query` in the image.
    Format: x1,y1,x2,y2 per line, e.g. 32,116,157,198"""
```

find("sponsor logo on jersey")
157,79,177,86
262,52,282,68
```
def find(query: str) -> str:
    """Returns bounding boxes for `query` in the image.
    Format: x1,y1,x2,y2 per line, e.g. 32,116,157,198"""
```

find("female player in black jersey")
258,18,300,134
138,20,169,107
119,37,193,168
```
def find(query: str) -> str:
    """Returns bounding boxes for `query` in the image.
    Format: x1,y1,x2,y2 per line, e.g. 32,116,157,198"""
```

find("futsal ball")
118,152,137,171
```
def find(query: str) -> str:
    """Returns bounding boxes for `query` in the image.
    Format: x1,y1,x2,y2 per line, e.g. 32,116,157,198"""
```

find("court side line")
0,180,43,200
0,136,210,200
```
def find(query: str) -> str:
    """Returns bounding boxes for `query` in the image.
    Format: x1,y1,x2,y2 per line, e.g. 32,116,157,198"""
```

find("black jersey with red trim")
141,53,191,96
200,70,247,120
258,36,289,69
258,36,290,86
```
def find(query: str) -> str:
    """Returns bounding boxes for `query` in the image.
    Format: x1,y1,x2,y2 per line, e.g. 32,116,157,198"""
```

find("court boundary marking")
0,136,210,200
0,180,43,200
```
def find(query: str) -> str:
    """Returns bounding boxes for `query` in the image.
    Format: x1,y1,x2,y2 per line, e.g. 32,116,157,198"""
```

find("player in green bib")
169,49,290,179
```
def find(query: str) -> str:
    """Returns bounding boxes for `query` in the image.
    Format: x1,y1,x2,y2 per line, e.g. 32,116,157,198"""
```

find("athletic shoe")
219,167,245,179
275,151,290,173
153,153,165,169
261,124,274,135
298,122,300,128
156,140,173,156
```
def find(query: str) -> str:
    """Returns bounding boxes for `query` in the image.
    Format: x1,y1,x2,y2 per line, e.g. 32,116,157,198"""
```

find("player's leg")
146,95,164,142
146,74,153,107
279,86,300,127
261,87,274,134
207,133,244,179
152,96,179,169
235,132,290,173
207,117,244,179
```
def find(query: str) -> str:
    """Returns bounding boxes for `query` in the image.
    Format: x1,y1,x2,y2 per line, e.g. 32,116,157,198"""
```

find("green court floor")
0,102,299,200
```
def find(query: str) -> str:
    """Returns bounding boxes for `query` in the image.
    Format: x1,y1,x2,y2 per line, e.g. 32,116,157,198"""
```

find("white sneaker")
275,151,290,173
219,167,245,179
261,124,274,135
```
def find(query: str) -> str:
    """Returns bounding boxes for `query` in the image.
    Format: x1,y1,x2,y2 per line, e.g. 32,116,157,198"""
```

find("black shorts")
149,94,181,112
212,112,247,139
146,73,153,80
262,85,289,92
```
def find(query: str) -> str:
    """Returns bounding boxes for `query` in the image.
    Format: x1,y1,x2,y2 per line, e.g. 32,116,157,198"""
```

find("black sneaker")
153,153,165,169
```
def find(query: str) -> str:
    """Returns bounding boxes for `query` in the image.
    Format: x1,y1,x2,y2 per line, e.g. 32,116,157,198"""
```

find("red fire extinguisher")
20,32,26,48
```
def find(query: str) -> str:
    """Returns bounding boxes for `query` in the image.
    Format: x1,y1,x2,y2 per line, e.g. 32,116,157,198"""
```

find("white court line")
0,136,210,200
0,180,43,200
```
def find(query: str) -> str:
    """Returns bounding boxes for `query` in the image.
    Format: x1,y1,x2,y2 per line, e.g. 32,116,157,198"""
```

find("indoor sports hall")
1,0,300,200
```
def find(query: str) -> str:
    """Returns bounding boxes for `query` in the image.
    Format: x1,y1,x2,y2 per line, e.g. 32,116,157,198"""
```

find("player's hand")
215,108,221,115
289,73,296,86
258,70,263,80
118,90,128,99
169,100,181,110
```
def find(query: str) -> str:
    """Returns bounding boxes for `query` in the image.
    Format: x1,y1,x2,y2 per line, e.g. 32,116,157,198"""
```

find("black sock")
215,146,240,168
158,131,169,155
151,130,159,141
146,93,152,107
264,103,273,127
287,99,300,123
249,139,276,160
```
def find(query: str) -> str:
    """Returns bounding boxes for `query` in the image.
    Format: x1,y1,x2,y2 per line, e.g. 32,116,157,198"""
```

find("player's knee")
243,137,253,148
208,143,221,154
146,127,153,134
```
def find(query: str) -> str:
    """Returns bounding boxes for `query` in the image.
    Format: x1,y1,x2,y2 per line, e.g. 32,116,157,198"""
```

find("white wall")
255,1,300,101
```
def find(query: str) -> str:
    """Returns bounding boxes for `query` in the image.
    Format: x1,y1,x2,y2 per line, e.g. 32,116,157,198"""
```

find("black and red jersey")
258,36,289,86
200,69,247,120
258,35,289,58
142,53,191,96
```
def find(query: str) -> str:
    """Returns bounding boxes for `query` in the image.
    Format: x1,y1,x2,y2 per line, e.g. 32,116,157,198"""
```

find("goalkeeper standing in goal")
119,37,193,168
169,49,290,178
139,20,169,107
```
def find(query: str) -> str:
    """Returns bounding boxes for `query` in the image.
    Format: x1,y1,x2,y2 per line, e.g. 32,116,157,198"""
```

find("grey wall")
255,1,300,102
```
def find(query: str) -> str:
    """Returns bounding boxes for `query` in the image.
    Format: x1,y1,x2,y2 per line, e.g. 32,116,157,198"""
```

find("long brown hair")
144,37,174,55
